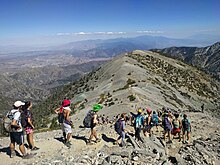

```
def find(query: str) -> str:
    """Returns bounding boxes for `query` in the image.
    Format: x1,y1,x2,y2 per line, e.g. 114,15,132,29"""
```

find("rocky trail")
0,111,219,165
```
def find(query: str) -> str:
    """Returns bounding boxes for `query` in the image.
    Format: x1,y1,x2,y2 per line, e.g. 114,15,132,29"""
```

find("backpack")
114,119,122,134
3,110,19,133
164,116,171,128
58,107,64,123
135,115,143,128
83,110,94,128
21,110,29,128
182,118,190,130
152,114,158,125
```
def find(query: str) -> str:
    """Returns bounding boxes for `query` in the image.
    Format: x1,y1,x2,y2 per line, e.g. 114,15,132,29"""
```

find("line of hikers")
55,99,192,148
4,99,192,159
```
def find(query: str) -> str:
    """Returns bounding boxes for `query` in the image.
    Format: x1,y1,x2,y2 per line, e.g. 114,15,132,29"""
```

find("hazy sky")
0,0,219,45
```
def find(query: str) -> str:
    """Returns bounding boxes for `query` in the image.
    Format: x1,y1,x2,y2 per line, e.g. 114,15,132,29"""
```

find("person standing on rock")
163,111,173,144
9,101,34,159
201,104,204,113
131,108,144,143
22,101,39,151
87,104,102,145
62,100,73,148
171,113,182,142
54,99,71,144
115,113,127,147
182,114,191,144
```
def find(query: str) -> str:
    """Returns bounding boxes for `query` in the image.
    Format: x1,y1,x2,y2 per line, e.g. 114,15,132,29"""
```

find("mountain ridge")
151,42,220,79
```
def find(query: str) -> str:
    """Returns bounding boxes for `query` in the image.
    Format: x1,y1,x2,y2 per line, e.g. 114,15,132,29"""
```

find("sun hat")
92,104,103,112
14,101,25,108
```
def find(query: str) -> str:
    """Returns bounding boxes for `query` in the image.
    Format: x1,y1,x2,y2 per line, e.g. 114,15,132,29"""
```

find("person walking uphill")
87,104,102,145
131,108,145,143
115,113,127,147
9,101,34,159
22,101,39,151
182,114,192,144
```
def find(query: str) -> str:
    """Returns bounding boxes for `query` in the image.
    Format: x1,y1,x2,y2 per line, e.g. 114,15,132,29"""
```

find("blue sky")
0,0,219,45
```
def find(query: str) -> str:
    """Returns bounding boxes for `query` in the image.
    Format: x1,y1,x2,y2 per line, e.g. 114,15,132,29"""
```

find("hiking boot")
65,141,72,148
31,146,40,151
87,142,93,145
182,141,186,144
166,140,173,144
185,140,189,144
10,151,16,158
22,153,34,159
95,138,101,143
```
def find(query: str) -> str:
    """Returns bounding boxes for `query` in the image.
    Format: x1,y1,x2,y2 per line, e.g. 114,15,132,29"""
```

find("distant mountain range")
151,42,220,79
1,34,220,55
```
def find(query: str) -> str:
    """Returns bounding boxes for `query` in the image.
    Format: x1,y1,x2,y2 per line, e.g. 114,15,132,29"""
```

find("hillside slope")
0,60,106,116
31,50,219,128
152,42,220,78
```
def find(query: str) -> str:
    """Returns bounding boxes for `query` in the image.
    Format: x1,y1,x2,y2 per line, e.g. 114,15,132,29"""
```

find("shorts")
10,132,24,145
144,125,152,132
25,127,33,135
164,125,172,132
63,122,72,134
60,123,65,132
172,128,181,135
182,127,190,133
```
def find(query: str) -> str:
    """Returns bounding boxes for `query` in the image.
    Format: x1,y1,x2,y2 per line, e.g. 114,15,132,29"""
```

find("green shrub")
127,95,136,101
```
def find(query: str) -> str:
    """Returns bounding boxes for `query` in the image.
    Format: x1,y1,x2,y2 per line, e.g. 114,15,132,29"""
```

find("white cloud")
56,32,71,36
137,30,163,34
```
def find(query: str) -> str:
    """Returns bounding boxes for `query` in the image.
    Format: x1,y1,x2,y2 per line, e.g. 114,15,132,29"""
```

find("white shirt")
11,109,22,132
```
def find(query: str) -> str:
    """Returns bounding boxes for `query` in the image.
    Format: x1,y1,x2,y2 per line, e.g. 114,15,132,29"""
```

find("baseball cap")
92,104,103,112
62,99,71,107
137,108,142,113
14,101,25,107
146,108,152,113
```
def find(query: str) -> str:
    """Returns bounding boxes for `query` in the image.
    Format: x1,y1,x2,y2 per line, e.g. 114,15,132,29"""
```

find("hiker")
131,108,144,143
62,100,73,147
182,114,191,144
22,101,39,150
201,104,204,113
9,101,33,159
87,104,102,145
115,113,127,147
54,99,71,145
163,111,173,144
152,111,160,132
171,113,182,142
144,108,153,137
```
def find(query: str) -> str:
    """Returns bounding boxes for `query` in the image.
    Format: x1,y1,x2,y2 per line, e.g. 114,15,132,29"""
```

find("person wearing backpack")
87,104,102,145
182,114,191,144
54,99,71,144
114,113,127,147
131,108,144,143
62,100,73,148
8,101,33,159
22,101,39,151
172,113,182,142
163,111,173,144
